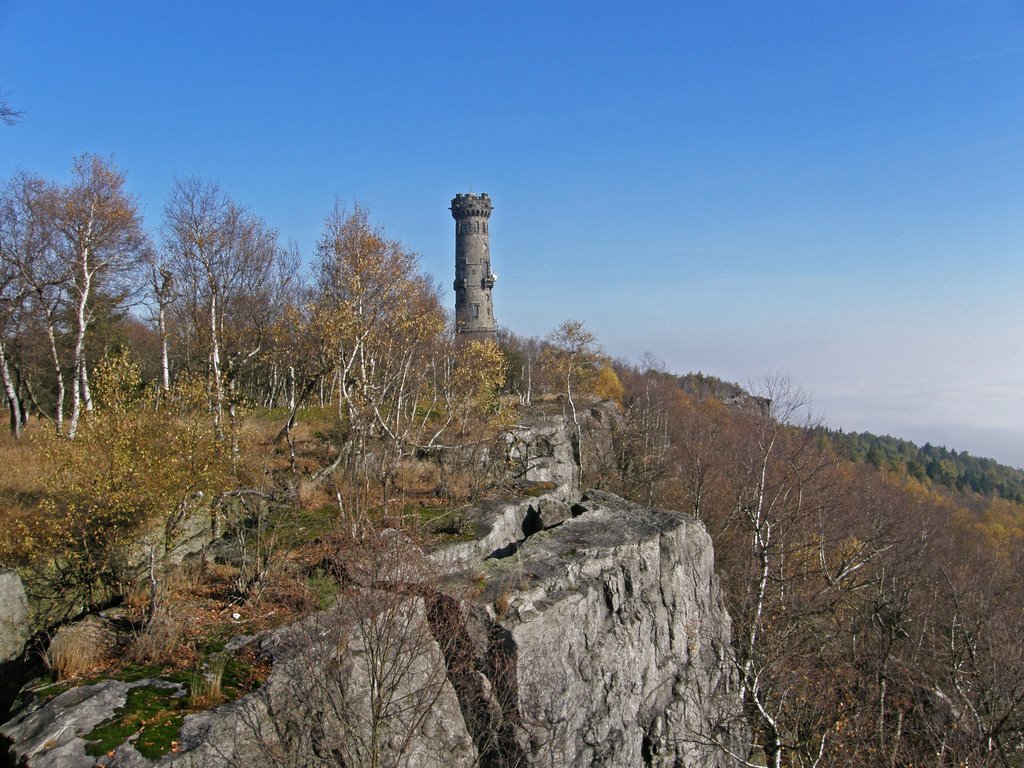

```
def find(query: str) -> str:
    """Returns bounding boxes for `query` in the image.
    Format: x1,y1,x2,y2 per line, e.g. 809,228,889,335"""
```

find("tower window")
472,303,479,320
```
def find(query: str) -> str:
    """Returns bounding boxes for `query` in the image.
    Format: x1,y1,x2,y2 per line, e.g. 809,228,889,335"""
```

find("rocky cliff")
1,407,747,767
438,489,746,767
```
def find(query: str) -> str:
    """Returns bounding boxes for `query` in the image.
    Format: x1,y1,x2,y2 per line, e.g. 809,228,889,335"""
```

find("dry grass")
282,417,330,447
395,458,440,496
130,612,187,666
47,615,117,680
126,562,314,671
0,423,49,495
121,578,153,616
296,477,334,511
0,424,51,562
5,408,498,684
493,591,511,619
190,652,229,707
165,561,207,593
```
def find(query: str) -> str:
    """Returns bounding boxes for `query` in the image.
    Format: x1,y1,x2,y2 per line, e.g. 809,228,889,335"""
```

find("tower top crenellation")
450,192,492,220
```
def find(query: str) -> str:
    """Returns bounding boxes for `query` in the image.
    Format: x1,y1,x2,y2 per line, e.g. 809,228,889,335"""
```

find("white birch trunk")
159,302,170,392
209,288,224,438
81,357,93,412
67,260,91,439
0,336,22,438
68,224,94,439
42,307,65,435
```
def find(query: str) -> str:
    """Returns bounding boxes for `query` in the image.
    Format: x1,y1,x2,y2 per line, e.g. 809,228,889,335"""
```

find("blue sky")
2,1,1023,467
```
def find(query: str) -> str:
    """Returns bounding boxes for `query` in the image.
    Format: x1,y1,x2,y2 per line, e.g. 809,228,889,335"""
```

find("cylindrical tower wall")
451,192,497,339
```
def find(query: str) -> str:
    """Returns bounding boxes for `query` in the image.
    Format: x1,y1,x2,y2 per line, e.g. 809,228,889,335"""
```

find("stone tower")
451,192,497,340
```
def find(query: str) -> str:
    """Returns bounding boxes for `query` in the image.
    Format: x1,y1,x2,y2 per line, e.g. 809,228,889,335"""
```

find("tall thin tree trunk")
43,310,65,435
159,302,170,392
69,365,82,438
20,372,46,427
566,367,583,487
16,373,28,429
526,358,533,406
81,357,92,412
209,289,224,438
0,337,22,438
68,251,92,439
228,379,240,467
284,366,297,471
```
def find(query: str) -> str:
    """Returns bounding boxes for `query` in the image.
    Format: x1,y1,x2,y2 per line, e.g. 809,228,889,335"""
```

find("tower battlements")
451,192,497,341
450,192,492,220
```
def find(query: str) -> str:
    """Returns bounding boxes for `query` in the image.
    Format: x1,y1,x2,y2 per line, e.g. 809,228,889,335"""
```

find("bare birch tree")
543,319,602,487
311,203,446,509
0,247,24,436
143,248,177,392
53,155,146,439
163,178,288,444
0,172,69,432
163,178,236,437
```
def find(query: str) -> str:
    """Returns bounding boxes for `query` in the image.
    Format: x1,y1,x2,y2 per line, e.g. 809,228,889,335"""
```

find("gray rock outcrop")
450,490,744,767
0,569,29,663
2,601,475,768
1,679,184,768
504,404,582,501
170,597,477,768
430,403,586,568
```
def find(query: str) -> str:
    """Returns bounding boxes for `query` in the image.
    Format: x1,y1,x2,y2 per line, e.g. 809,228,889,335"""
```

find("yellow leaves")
953,497,1024,562
312,207,446,390
542,318,608,402
452,339,508,420
589,363,624,404
15,353,231,587
695,395,730,425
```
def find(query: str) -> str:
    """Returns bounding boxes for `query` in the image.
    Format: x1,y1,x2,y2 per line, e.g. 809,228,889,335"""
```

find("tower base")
455,326,497,344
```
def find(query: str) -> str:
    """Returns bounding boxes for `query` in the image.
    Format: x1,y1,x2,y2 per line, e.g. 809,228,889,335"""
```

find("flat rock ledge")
1,679,184,768
429,492,574,568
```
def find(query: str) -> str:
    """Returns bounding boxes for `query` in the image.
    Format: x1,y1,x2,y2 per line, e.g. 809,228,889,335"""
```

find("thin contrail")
931,45,1023,67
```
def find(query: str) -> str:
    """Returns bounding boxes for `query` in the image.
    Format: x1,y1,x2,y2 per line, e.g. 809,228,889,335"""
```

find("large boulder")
454,490,746,767
429,494,576,568
2,599,476,768
170,596,478,768
0,569,29,663
504,404,582,502
430,403,587,568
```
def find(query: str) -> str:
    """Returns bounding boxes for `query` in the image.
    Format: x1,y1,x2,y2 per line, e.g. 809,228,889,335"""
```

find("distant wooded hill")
640,368,1024,505
817,429,1024,504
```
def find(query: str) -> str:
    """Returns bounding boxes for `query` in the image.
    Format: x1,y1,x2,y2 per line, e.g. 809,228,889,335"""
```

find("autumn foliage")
1,158,1022,766
603,364,1024,767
